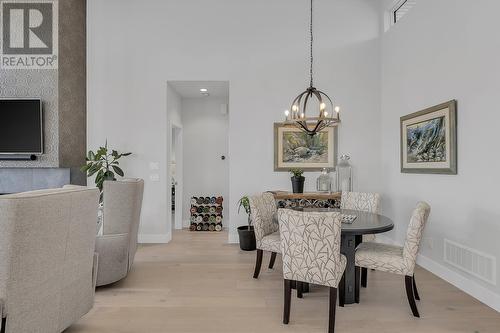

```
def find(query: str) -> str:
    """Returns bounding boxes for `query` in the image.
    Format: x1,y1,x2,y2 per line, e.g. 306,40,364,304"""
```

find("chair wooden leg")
296,281,303,298
268,252,277,269
339,274,345,307
412,274,420,301
361,267,368,288
1,317,6,333
405,275,420,318
302,282,310,293
283,279,292,324
253,249,263,279
329,287,337,333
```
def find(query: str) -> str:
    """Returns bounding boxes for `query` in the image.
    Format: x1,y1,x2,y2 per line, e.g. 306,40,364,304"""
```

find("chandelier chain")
309,0,314,88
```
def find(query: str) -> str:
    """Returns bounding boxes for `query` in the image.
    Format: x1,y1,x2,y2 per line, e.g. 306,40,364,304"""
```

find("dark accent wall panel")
58,0,87,185
0,70,58,167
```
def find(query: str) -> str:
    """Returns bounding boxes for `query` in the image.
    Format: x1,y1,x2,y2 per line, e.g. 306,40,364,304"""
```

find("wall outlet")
150,174,160,182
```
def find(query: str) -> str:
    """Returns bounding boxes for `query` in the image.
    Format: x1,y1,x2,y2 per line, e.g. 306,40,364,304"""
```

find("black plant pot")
237,226,256,251
291,176,305,193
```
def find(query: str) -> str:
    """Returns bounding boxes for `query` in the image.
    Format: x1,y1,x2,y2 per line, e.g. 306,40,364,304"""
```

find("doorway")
167,81,229,236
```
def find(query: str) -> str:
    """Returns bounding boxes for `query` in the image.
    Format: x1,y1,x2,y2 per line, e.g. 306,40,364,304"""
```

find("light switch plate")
149,162,160,170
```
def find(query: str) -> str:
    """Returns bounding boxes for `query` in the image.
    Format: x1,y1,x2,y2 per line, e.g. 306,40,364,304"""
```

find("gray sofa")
95,179,144,287
0,186,100,333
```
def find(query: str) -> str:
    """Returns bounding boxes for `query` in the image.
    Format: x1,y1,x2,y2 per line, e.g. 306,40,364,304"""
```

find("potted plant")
81,141,132,201
290,168,305,193
236,196,256,251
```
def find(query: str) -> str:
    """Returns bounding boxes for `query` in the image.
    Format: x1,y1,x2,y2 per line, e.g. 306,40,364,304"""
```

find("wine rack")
189,196,223,232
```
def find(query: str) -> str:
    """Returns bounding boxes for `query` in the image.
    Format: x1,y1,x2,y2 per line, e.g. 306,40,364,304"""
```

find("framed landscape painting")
400,100,457,174
274,123,337,171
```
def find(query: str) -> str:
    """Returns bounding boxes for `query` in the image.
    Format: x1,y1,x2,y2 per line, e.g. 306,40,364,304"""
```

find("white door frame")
169,122,183,230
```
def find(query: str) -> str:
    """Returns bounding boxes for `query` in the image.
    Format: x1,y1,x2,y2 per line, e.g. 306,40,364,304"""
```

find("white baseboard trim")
138,233,171,244
376,235,500,312
416,253,500,312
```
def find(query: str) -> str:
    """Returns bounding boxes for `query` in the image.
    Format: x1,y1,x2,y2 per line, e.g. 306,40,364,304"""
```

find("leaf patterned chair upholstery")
249,192,280,279
278,209,346,333
355,202,431,317
340,191,381,287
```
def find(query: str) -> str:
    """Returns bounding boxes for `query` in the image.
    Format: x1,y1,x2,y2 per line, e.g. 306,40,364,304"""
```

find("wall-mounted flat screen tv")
0,99,43,154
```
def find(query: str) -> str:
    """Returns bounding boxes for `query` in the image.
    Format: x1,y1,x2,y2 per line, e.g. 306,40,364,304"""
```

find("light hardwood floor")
67,230,500,333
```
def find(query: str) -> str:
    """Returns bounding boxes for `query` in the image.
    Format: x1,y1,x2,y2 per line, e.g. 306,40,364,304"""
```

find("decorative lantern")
337,154,352,193
316,168,331,192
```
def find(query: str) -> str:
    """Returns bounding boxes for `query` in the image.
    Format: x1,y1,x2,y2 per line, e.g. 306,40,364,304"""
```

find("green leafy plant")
237,196,251,228
289,168,304,178
81,141,131,194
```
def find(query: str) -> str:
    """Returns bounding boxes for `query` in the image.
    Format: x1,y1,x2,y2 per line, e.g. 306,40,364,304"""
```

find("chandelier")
284,0,341,136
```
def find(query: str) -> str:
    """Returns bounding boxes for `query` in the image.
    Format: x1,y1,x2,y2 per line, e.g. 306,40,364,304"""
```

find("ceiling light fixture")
200,88,208,92
283,0,341,136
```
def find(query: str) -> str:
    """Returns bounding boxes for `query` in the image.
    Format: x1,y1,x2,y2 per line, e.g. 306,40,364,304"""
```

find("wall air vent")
444,239,496,285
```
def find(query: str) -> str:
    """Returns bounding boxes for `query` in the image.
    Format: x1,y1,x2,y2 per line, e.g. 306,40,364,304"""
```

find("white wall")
380,0,500,309
181,98,229,227
87,0,382,243
167,83,182,128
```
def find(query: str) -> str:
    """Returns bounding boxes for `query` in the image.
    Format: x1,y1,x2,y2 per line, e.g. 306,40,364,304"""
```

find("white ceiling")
168,81,229,99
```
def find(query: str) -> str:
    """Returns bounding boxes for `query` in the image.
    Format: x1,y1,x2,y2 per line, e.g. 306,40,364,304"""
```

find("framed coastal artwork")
274,123,337,171
400,100,457,174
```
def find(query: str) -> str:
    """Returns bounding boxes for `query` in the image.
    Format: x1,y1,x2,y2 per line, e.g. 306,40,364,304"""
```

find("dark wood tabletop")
292,207,394,235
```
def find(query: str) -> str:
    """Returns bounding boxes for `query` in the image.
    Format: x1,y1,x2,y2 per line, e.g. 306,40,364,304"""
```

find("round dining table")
293,207,394,305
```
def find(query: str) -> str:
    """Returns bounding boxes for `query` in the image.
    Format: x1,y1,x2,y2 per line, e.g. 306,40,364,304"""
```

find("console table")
270,191,341,209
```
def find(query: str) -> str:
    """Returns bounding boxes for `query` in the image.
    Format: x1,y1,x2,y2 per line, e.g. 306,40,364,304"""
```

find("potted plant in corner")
290,168,305,193
81,140,132,201
236,196,256,251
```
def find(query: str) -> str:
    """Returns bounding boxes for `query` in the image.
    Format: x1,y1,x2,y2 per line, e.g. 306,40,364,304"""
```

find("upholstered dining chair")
340,191,381,288
355,202,431,317
248,192,280,279
278,209,346,333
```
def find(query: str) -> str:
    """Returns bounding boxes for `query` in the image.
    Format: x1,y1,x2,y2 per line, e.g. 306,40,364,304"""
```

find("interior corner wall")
59,0,87,185
165,83,182,237
87,0,382,245
380,0,500,308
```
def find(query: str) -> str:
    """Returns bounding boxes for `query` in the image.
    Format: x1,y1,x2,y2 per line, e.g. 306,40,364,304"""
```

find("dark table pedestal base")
340,234,362,305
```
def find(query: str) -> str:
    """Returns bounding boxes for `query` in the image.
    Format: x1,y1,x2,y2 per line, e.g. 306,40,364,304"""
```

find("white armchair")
95,179,144,287
0,186,99,333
